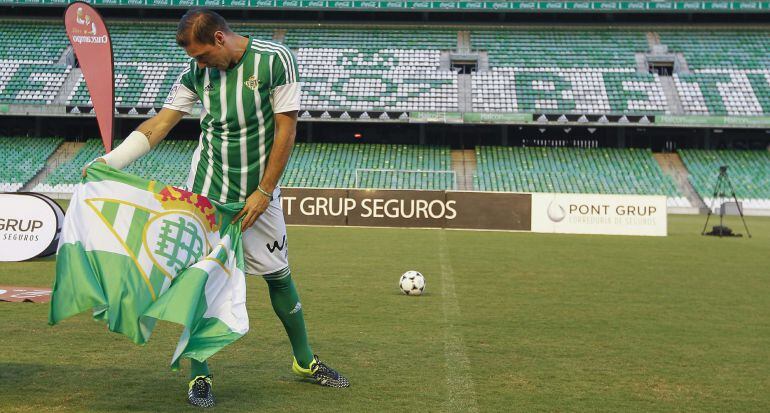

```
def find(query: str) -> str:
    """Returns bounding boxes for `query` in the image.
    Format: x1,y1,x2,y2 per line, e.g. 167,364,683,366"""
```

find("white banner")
0,193,60,261
532,193,667,236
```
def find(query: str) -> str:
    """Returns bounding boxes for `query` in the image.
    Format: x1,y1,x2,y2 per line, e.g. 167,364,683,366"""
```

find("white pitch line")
438,230,479,413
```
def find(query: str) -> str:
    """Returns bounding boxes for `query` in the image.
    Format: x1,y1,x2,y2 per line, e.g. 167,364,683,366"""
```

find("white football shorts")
241,187,289,276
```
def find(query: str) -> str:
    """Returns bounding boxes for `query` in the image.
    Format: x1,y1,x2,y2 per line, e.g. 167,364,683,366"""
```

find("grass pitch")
1,214,770,412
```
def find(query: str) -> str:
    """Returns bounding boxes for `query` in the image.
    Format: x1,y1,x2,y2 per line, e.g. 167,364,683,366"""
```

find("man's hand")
232,189,271,231
81,158,106,177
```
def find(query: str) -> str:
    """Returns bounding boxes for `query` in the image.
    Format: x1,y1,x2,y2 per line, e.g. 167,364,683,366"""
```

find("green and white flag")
49,162,248,369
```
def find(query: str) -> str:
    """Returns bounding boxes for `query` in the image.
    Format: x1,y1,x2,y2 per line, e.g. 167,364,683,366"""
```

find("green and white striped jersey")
163,37,300,203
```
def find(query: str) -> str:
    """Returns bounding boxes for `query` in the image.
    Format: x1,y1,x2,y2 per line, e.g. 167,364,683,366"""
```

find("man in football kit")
84,8,349,407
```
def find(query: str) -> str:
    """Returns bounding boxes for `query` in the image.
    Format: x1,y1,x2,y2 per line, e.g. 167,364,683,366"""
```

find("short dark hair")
176,8,231,47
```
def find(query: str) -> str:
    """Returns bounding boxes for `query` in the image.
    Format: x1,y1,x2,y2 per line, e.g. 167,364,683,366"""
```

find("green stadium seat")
658,30,770,71
284,29,456,51
35,138,195,193
471,29,648,68
660,30,770,116
67,23,274,108
473,146,688,207
289,29,458,112
0,136,63,191
678,149,770,209
469,29,670,115
300,49,458,112
282,143,455,190
0,63,72,105
0,20,70,64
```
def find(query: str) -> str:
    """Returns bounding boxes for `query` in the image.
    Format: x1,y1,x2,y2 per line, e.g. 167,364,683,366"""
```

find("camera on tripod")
702,164,751,238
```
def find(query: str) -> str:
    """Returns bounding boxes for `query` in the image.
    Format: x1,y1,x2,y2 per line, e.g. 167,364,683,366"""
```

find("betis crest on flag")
49,162,248,369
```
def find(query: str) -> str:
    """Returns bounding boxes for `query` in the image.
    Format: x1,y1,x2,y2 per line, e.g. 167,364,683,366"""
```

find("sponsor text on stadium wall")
531,193,668,236
280,188,532,230
14,0,770,12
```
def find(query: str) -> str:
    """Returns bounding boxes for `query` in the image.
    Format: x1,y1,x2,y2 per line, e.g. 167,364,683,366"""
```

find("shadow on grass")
0,362,268,412
0,362,47,383
26,255,57,263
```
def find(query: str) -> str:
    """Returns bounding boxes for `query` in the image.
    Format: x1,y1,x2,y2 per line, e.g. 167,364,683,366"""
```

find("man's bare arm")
83,108,186,175
232,110,297,230
258,111,297,193
130,108,186,148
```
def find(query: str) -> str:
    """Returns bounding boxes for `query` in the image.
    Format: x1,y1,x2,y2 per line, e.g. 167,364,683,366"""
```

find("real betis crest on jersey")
244,75,260,91
49,162,249,370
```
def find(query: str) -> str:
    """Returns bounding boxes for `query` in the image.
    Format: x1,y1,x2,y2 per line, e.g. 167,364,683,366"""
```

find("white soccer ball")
399,270,425,296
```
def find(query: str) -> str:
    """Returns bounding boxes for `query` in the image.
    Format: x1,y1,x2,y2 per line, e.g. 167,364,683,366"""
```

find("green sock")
191,359,210,379
265,270,314,369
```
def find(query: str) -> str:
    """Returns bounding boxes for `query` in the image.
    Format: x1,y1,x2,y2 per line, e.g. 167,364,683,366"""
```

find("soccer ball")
399,271,425,296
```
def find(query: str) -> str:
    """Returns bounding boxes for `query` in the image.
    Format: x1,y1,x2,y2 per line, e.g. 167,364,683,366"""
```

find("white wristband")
100,130,151,170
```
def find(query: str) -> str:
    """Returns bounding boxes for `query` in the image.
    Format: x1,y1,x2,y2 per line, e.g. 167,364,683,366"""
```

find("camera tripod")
701,165,751,238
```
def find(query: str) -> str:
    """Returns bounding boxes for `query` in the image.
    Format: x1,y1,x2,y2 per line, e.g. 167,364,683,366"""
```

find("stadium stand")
286,28,459,112
284,28,456,51
1,19,768,119
473,146,691,207
0,63,71,105
282,143,455,190
0,19,766,210
0,21,72,105
660,30,770,116
470,29,669,115
35,139,105,193
298,48,458,112
63,24,428,110
34,138,195,193
122,139,196,185
68,63,182,108
678,149,770,210
109,23,190,64
32,141,454,192
69,62,193,109
473,69,668,114
658,30,770,71
0,136,62,192
672,71,770,116
67,23,275,108
471,29,647,68
0,20,70,64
